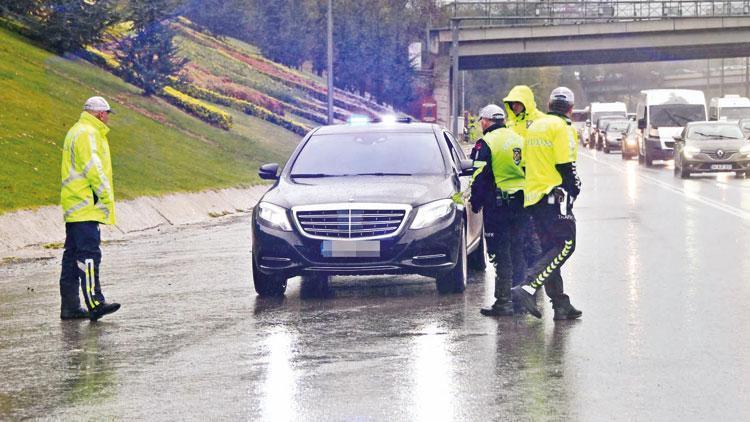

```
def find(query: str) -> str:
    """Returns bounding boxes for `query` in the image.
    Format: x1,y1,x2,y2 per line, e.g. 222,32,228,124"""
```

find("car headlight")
740,144,750,156
410,199,455,229
257,202,292,231
683,146,700,159
625,137,637,146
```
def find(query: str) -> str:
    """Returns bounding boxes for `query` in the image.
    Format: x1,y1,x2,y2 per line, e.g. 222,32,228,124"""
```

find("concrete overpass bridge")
429,1,750,131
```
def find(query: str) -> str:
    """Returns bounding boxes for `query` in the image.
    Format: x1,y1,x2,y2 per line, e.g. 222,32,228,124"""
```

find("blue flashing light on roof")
348,115,371,126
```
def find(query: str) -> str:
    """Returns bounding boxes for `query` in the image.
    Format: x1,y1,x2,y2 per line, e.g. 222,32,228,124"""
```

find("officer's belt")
495,189,523,205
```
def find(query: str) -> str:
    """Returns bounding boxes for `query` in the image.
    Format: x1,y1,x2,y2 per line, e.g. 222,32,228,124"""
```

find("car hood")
262,175,456,209
686,138,748,151
657,127,682,142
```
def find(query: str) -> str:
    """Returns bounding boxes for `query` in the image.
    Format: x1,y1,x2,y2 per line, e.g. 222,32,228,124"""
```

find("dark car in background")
594,115,627,151
601,119,631,154
251,121,486,297
621,121,639,160
673,121,750,178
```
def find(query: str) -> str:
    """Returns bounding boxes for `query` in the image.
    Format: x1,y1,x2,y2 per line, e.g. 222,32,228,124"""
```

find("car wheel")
467,228,487,272
603,144,609,154
678,157,690,179
644,149,654,167
621,151,629,160
252,256,287,297
300,274,332,299
436,225,467,294
638,150,644,164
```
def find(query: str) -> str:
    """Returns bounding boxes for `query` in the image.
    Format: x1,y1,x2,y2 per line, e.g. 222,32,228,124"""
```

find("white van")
590,102,627,150
709,95,750,121
636,89,707,166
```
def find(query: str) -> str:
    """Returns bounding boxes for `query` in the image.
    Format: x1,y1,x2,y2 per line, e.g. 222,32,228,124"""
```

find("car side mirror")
459,159,475,176
672,135,683,142
638,118,646,130
259,163,279,180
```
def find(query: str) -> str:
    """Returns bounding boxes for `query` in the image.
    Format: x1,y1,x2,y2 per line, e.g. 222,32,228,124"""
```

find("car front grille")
294,206,409,240
705,150,738,160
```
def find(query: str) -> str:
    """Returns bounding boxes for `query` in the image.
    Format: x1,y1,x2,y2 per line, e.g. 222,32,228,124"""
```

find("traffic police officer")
511,87,583,321
469,104,526,316
503,85,546,140
59,96,121,321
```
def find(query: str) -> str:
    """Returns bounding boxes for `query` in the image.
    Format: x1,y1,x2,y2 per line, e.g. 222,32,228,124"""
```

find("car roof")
686,121,738,126
312,122,439,136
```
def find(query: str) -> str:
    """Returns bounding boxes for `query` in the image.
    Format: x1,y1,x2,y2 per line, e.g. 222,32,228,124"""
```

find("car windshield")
606,121,630,132
687,124,744,140
720,107,750,120
649,104,705,127
290,131,445,177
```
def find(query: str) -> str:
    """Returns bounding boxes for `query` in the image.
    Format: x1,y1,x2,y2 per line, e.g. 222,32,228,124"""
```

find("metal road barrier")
448,0,750,27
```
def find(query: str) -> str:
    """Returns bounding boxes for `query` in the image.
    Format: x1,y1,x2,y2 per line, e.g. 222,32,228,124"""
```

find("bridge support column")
450,19,460,135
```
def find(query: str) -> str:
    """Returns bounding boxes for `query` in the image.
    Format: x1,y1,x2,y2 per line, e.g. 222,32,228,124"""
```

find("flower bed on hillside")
161,86,233,130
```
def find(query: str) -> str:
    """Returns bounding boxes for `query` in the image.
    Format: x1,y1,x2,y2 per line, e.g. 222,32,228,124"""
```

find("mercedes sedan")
673,121,750,178
251,121,486,297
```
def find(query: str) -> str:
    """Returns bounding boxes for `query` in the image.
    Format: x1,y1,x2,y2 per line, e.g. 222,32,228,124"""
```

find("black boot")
511,285,541,318
89,302,121,321
552,295,583,321
60,307,89,320
480,301,514,317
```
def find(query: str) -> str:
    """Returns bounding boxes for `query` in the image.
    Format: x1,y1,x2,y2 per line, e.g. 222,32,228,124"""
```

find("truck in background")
709,95,750,121
636,89,707,166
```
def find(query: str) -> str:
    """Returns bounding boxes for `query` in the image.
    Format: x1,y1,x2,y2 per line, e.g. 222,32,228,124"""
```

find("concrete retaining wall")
0,185,270,259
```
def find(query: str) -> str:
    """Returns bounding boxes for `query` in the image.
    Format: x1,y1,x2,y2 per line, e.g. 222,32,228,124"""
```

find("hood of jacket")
503,85,542,124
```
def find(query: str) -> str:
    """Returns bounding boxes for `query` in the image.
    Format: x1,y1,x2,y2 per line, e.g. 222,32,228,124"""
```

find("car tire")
644,149,654,167
467,228,487,272
252,257,287,297
436,225,467,294
603,144,610,154
621,151,629,160
638,150,644,164
300,274,331,299
677,157,690,179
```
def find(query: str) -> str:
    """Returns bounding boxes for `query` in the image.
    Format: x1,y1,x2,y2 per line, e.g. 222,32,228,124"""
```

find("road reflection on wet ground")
2,151,750,420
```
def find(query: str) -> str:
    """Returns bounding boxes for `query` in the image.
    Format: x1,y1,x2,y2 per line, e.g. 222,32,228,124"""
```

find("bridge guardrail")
448,1,750,26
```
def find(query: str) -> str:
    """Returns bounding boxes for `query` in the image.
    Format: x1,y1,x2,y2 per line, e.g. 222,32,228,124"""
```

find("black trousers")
59,222,105,311
525,195,577,307
484,194,528,303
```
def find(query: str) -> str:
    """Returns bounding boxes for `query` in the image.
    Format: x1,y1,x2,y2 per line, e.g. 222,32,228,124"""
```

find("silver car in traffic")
673,121,750,178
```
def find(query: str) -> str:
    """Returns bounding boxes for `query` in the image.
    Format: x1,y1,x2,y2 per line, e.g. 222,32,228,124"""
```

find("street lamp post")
327,0,334,125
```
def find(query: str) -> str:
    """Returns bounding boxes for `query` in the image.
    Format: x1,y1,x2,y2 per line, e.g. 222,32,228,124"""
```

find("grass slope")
0,27,300,214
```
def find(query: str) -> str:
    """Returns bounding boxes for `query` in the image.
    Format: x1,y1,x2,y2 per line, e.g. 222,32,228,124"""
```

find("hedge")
161,86,233,130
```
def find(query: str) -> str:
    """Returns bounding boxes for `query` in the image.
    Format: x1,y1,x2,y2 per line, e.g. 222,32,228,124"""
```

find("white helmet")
479,104,505,121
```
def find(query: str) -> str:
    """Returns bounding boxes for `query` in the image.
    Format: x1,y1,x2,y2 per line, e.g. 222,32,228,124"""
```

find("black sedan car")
251,121,486,297
673,121,750,178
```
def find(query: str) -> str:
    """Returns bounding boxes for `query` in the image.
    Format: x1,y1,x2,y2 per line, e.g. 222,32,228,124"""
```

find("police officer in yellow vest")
503,85,546,140
469,104,526,316
511,87,583,321
465,113,483,144
59,96,121,321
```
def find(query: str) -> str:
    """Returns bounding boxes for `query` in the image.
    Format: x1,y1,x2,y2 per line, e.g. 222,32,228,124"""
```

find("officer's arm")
76,130,113,205
470,140,495,213
553,127,581,197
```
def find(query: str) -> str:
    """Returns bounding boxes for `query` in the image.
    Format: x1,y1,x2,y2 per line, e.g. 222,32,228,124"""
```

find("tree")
118,22,187,96
40,0,120,53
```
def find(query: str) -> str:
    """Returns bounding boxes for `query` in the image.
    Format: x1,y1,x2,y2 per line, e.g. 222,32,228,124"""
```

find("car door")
441,131,482,247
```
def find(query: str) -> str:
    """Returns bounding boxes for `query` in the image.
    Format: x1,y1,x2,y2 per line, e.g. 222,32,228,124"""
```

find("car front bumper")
251,209,462,279
682,158,750,173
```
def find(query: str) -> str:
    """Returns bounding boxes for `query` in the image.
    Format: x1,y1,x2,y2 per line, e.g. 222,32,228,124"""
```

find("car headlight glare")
257,202,292,231
683,146,700,159
410,199,455,229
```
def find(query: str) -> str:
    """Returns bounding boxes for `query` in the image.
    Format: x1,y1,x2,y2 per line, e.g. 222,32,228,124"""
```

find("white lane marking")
580,151,750,221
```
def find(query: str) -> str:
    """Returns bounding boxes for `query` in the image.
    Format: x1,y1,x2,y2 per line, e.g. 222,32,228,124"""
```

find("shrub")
161,86,232,130
84,46,121,71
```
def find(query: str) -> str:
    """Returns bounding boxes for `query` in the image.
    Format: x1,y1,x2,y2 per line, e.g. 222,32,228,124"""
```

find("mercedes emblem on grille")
717,149,725,159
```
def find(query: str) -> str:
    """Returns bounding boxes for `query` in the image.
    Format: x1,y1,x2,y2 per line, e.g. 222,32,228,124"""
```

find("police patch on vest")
513,147,522,165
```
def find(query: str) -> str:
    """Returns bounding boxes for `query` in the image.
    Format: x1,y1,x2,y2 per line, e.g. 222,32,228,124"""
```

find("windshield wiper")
693,132,739,140
352,172,413,176
289,173,345,178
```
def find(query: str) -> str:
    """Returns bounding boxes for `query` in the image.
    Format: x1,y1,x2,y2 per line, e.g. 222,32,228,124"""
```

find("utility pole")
746,57,749,98
451,18,460,135
327,0,334,125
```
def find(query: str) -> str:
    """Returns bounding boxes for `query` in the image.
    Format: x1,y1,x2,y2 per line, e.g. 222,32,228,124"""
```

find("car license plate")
321,240,380,258
711,164,733,170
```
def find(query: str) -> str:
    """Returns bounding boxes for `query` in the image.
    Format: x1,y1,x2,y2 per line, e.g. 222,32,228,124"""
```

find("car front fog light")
410,199,455,229
257,202,292,231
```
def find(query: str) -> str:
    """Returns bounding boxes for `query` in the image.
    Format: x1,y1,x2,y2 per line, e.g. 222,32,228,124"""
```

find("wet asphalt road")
2,150,750,421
